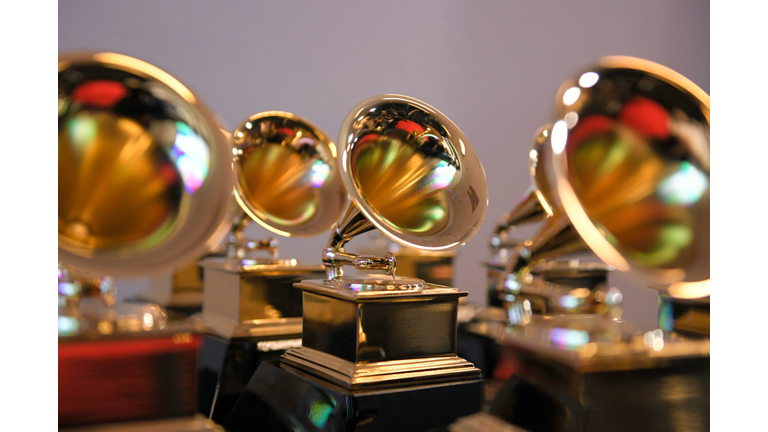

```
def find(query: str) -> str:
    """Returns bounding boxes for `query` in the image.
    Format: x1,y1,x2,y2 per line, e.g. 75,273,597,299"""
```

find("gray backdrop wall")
59,0,710,329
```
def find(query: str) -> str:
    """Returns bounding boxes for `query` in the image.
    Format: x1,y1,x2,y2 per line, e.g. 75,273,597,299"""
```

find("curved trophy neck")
490,186,546,253
323,203,396,281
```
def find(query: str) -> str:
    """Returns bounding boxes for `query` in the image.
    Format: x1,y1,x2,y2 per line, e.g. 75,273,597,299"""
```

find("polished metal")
196,257,323,338
283,279,477,388
490,124,556,254
194,112,347,424
58,52,234,277
468,316,709,431
195,111,345,340
232,111,347,239
470,57,711,432
58,52,232,428
549,56,710,296
323,94,488,283
58,52,233,337
495,56,711,333
281,94,486,393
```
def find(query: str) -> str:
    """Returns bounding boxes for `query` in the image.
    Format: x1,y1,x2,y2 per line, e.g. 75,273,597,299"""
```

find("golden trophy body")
193,111,347,423
458,57,710,432
226,94,489,431
58,52,233,430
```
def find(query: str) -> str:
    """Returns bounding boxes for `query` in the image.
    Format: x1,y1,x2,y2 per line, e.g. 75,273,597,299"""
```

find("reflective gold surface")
491,124,557,253
58,52,233,276
550,56,710,292
232,112,346,238
339,94,488,251
283,280,480,389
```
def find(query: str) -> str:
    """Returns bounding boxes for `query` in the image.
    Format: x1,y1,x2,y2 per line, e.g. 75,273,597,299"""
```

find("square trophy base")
225,278,484,431
192,257,325,424
225,360,483,432
467,316,709,432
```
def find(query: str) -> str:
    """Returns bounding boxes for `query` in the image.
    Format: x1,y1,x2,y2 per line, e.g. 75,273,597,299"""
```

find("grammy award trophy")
458,56,710,432
226,94,488,431
193,111,347,423
58,52,233,430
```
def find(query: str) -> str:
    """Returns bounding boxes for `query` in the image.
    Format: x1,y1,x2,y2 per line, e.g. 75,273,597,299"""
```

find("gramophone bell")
58,52,234,277
338,94,488,252
232,111,347,239
549,56,710,295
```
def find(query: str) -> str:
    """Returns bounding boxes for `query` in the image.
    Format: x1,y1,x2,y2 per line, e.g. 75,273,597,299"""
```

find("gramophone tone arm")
323,248,396,279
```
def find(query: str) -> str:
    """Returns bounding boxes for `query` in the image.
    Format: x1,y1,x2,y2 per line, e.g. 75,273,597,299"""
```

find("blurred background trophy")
456,56,710,432
193,111,347,423
226,94,489,431
464,124,617,397
58,52,234,430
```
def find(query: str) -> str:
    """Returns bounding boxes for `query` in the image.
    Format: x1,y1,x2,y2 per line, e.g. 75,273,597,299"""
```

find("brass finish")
469,315,709,373
232,111,347,239
284,94,486,390
195,257,325,338
468,58,711,432
549,56,710,295
500,56,710,317
58,52,233,277
490,124,556,253
324,94,488,283
283,280,479,388
57,53,230,429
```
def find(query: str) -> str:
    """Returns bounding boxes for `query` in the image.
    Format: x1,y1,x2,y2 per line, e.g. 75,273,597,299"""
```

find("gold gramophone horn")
490,124,558,252
510,56,710,300
324,94,488,286
58,52,234,277
231,111,347,247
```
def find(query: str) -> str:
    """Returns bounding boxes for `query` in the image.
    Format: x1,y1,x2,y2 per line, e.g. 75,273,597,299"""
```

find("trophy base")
193,257,324,422
488,358,709,432
282,346,479,389
197,332,302,424
466,316,710,432
225,360,483,432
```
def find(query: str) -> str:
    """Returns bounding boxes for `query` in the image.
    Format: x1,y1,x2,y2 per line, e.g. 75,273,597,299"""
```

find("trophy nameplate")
226,94,488,431
58,52,233,429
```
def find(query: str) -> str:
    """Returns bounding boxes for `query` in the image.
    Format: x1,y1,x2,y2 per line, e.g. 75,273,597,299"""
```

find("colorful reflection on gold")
232,112,346,238
59,110,182,251
351,132,454,236
338,95,487,252
58,53,233,276
553,57,709,287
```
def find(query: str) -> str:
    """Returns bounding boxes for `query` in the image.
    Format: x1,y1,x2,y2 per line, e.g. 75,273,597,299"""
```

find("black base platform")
225,360,483,432
197,335,301,424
